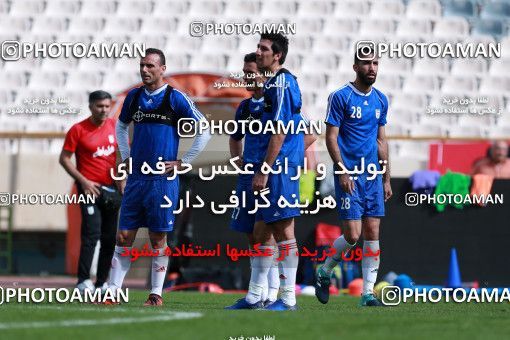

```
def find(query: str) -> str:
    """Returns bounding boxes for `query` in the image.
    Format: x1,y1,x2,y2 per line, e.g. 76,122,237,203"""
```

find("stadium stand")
0,0,508,230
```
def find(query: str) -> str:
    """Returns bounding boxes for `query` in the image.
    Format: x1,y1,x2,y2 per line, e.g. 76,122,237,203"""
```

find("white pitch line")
6,304,168,314
0,312,203,330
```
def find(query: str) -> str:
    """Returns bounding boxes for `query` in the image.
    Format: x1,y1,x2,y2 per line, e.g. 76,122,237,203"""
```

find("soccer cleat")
224,298,263,310
143,293,163,306
314,266,331,304
263,299,276,308
102,298,120,305
359,293,384,307
264,299,297,311
96,283,108,295
77,279,95,295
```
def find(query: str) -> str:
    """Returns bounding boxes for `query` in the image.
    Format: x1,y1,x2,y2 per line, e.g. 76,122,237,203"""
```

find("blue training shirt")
119,84,205,179
325,82,388,171
230,96,265,164
259,68,304,167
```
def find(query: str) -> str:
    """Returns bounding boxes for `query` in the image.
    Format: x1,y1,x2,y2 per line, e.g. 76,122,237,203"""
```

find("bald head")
490,141,509,163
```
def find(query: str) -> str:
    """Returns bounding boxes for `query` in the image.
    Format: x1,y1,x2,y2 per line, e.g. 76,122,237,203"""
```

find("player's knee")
363,229,379,240
344,232,360,245
116,232,133,247
149,234,167,249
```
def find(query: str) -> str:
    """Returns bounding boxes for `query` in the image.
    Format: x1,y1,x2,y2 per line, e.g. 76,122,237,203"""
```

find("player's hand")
233,156,244,168
116,179,126,195
339,174,355,195
252,172,268,192
164,160,183,174
80,179,101,197
383,180,392,202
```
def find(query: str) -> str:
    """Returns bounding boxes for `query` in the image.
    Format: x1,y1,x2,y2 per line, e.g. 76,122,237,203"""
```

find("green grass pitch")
0,291,508,340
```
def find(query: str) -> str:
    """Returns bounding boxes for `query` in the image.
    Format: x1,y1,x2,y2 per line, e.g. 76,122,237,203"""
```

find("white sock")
362,240,380,295
248,246,269,302
278,239,298,306
323,235,356,275
108,246,132,290
245,245,274,304
267,248,280,302
151,249,169,296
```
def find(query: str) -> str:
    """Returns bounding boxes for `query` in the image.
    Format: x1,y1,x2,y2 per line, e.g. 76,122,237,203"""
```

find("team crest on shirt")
108,134,115,143
133,108,143,122
375,109,381,119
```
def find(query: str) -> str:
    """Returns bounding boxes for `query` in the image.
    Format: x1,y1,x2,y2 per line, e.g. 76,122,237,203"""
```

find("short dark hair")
354,45,375,64
144,47,166,66
89,90,112,104
244,52,257,63
260,33,289,64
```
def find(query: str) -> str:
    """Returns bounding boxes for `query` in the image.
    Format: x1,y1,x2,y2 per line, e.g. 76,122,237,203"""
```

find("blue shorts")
255,167,301,224
119,177,179,232
230,174,256,234
334,174,385,220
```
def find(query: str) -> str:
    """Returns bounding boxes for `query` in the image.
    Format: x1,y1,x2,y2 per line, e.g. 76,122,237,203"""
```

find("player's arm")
252,74,288,191
304,133,317,150
324,92,354,194
229,102,246,167
377,125,392,202
115,119,131,194
59,126,101,197
59,145,100,197
229,138,243,167
325,124,354,195
302,114,317,150
114,90,137,194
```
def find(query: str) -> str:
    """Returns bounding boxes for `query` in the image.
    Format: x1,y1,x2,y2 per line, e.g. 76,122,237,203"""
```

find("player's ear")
161,64,166,74
274,51,282,64
353,63,359,73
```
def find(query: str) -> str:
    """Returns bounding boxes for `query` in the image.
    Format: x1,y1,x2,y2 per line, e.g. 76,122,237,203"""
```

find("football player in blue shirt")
226,52,280,308
237,33,305,311
315,46,392,307
109,48,211,306
226,47,316,311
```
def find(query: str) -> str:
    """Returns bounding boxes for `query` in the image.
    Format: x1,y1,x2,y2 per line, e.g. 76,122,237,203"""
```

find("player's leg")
265,217,299,310
322,220,361,275
359,217,382,306
246,229,279,306
226,220,271,309
144,231,168,306
107,229,138,294
359,175,385,306
107,178,144,294
315,174,363,304
143,179,177,306
76,199,102,293
226,179,269,309
95,206,117,291
245,233,267,301
315,219,361,304
263,167,301,310
266,233,280,305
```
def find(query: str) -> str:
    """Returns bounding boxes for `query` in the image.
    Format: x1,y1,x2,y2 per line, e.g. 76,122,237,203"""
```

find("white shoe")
98,283,108,295
76,279,94,295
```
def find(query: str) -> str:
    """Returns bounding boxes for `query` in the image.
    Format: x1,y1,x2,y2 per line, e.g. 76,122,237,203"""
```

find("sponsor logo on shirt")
93,145,115,158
